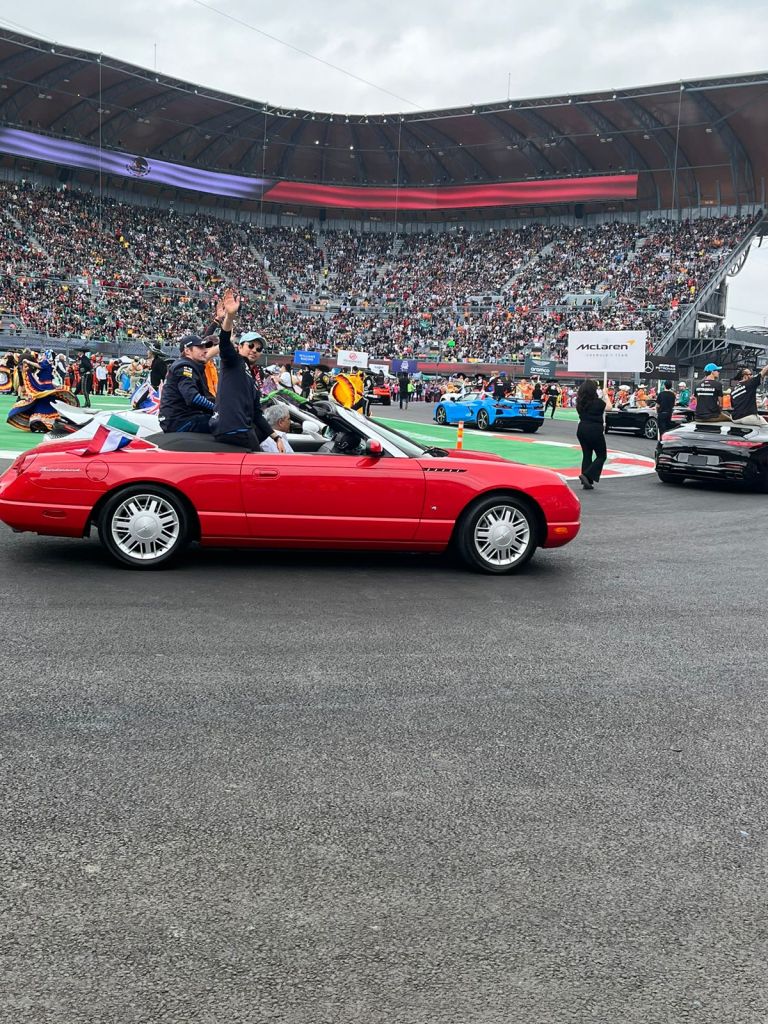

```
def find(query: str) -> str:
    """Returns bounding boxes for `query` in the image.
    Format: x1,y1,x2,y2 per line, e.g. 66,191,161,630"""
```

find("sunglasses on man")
241,341,263,351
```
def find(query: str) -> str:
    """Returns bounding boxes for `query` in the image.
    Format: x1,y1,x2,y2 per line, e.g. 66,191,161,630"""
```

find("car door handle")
256,468,279,478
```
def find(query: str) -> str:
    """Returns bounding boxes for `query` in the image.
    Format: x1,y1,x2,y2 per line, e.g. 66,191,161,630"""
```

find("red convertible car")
0,401,580,573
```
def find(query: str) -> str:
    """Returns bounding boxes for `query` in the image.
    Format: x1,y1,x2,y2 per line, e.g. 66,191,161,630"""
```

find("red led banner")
266,174,638,211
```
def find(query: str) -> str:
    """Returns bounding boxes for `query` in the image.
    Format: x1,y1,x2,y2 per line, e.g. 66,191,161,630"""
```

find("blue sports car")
433,392,545,433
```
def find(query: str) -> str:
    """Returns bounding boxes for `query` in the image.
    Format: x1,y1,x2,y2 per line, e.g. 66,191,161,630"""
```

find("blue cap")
704,362,722,372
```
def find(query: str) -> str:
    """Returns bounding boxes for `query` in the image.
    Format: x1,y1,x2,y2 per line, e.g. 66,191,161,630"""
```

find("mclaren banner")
567,331,647,373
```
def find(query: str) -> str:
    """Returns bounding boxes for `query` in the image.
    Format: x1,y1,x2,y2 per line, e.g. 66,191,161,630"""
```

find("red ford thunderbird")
0,401,580,573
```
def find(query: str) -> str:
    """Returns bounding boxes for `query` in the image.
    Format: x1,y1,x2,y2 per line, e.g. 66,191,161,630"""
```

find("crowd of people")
0,179,758,367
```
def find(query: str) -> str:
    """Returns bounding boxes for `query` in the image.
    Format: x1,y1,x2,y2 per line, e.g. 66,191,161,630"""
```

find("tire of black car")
643,418,659,440
98,485,191,569
656,470,684,485
476,409,490,431
456,494,538,575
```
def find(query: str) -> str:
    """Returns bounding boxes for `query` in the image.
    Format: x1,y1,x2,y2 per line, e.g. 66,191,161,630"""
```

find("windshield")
366,416,438,457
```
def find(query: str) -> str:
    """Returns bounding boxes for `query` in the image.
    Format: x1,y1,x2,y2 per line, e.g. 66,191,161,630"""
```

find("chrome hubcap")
111,494,180,561
474,505,530,566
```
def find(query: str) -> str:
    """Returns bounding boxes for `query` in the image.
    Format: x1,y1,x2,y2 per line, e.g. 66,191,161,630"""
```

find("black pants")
399,396,408,409
214,429,260,451
545,398,557,418
80,372,93,407
657,414,672,438
165,414,212,434
577,422,607,482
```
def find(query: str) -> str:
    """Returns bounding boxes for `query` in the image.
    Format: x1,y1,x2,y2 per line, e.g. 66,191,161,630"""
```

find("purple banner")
0,127,268,200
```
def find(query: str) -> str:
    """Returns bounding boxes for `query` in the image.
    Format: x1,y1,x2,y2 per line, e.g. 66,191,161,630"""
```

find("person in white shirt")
259,403,295,453
278,364,296,391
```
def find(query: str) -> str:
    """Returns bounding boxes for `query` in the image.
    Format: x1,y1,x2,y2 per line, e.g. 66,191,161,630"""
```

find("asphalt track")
2,401,768,1023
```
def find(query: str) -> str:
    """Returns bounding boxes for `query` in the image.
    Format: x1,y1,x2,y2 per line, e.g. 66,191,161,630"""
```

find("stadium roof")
1,28,767,214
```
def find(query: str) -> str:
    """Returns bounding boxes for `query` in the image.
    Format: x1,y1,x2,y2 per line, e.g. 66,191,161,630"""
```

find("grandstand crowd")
0,179,757,363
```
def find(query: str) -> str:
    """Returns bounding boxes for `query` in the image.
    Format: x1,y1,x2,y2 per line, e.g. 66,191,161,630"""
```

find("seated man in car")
729,365,768,428
158,335,216,433
259,403,295,453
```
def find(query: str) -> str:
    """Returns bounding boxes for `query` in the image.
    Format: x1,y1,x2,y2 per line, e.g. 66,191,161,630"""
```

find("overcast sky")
0,1,766,327
2,0,765,113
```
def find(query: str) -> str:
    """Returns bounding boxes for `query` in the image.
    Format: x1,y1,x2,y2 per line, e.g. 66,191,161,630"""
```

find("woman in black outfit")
575,379,613,489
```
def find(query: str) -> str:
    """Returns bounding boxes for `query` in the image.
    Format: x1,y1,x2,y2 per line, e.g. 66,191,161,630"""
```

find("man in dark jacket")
655,379,676,437
212,289,285,451
158,336,216,433
148,347,169,389
78,350,93,407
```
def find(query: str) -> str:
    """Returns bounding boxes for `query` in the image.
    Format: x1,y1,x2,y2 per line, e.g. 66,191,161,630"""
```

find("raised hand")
221,287,241,318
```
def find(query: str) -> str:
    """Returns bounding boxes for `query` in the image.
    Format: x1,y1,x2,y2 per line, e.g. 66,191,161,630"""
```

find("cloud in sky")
0,0,765,113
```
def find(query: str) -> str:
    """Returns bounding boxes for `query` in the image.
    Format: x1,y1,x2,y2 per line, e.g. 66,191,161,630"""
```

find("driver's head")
238,332,264,364
179,335,209,363
264,402,291,433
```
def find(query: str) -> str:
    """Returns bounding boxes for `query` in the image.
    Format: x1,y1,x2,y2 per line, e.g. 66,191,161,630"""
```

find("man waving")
212,289,285,452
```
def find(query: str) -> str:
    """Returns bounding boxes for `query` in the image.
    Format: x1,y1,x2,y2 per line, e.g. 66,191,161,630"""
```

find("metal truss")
514,108,594,175
654,215,765,356
477,111,557,177
685,90,755,202
616,96,697,205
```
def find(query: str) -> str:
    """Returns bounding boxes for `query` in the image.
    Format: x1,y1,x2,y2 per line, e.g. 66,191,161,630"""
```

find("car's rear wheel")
521,421,541,433
476,409,490,431
435,405,447,425
643,418,659,440
656,470,684,485
98,485,190,569
456,495,537,574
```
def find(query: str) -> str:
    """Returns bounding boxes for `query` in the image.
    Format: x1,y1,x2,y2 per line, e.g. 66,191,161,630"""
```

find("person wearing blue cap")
694,363,729,422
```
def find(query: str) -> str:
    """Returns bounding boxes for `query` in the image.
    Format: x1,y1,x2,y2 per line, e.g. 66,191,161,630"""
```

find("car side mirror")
365,439,383,457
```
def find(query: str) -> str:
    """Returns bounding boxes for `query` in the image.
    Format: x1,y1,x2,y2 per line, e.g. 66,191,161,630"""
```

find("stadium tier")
0,178,760,360
1,30,766,365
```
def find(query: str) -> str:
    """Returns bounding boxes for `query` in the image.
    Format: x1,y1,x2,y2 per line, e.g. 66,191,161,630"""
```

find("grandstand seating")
0,178,759,362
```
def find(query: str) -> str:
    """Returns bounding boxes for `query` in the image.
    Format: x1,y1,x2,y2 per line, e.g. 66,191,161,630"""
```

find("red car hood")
443,448,507,463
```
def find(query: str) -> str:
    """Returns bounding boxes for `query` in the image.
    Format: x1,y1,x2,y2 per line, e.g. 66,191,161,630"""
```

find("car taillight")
724,439,759,448
661,432,678,441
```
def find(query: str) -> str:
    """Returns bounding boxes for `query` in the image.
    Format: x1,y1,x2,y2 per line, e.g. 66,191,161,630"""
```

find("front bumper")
543,520,581,548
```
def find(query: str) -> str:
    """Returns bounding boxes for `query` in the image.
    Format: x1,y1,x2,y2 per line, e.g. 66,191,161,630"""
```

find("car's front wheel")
456,495,538,574
643,418,659,440
98,485,191,569
476,409,490,431
435,405,447,425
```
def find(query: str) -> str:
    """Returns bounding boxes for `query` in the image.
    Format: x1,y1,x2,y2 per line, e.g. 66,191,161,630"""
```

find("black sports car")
655,419,768,490
605,403,694,440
